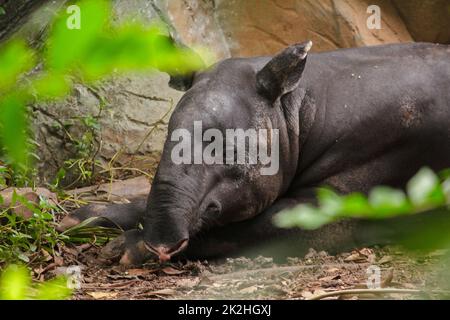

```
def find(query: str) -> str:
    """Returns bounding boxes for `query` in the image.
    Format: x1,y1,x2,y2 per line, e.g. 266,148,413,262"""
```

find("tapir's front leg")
57,197,147,232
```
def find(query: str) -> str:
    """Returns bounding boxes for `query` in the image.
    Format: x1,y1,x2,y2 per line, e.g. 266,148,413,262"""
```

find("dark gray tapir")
58,41,450,266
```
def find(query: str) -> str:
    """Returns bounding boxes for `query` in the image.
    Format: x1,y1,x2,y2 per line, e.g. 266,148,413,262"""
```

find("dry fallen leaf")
162,266,187,275
378,255,393,265
62,246,79,256
127,268,158,276
87,291,118,299
319,275,341,282
54,256,64,266
381,268,394,288
359,248,376,263
197,276,214,287
344,252,366,262
402,283,417,289
41,249,53,262
0,188,58,219
177,278,199,288
353,283,368,289
359,248,374,257
429,250,448,257
239,285,258,294
300,290,314,299
146,289,177,296
313,289,327,296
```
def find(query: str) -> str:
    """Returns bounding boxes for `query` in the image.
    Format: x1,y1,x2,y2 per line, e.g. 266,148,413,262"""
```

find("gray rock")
25,0,184,184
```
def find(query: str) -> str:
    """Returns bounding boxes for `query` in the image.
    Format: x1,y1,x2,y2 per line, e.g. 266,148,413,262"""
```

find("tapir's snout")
144,238,189,262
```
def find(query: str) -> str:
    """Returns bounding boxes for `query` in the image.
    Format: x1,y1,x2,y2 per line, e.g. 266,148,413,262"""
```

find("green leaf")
78,23,203,81
15,232,33,240
62,216,122,244
439,168,450,180
0,265,30,300
46,0,110,72
272,167,450,232
407,167,446,208
0,94,29,168
368,186,411,216
341,193,372,216
31,72,71,100
317,188,342,216
35,276,72,300
274,205,332,230
17,252,30,263
0,40,35,91
81,115,99,130
443,178,450,204
0,6,5,16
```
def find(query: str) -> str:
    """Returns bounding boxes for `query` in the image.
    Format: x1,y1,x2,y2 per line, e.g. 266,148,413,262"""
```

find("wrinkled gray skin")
59,42,450,266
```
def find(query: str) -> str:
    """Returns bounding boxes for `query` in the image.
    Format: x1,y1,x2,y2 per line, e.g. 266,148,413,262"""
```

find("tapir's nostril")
144,238,189,263
205,200,222,215
153,246,171,263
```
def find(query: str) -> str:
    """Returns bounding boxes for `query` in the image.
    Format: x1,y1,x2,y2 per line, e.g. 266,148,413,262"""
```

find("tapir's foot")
99,229,153,267
57,198,147,232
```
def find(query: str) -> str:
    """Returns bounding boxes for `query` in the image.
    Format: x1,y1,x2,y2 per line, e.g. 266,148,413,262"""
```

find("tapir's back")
289,43,450,194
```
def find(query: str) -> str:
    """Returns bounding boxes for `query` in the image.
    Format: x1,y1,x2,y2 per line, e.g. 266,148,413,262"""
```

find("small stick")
307,288,433,300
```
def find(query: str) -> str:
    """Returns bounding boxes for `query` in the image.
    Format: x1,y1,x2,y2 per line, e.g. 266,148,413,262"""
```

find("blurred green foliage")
274,167,450,230
0,0,203,183
0,94,28,169
0,0,203,266
0,264,72,300
0,41,34,92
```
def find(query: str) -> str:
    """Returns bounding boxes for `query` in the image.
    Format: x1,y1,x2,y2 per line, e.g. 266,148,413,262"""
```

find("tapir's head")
143,42,312,261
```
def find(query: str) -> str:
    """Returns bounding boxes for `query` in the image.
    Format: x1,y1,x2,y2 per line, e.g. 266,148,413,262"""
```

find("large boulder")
33,73,182,185
167,0,415,56
166,0,231,60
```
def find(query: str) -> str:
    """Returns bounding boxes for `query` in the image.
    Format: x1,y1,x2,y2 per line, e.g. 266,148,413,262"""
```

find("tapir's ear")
256,41,312,102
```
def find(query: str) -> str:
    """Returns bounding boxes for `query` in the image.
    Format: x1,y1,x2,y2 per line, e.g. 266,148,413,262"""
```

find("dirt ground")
47,243,450,300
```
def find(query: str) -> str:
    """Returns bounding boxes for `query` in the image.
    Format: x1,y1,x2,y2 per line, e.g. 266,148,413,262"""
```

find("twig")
121,89,172,102
99,167,152,178
307,288,439,300
133,97,174,154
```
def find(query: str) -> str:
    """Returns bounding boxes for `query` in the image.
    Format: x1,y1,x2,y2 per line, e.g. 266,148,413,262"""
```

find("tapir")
58,41,450,266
